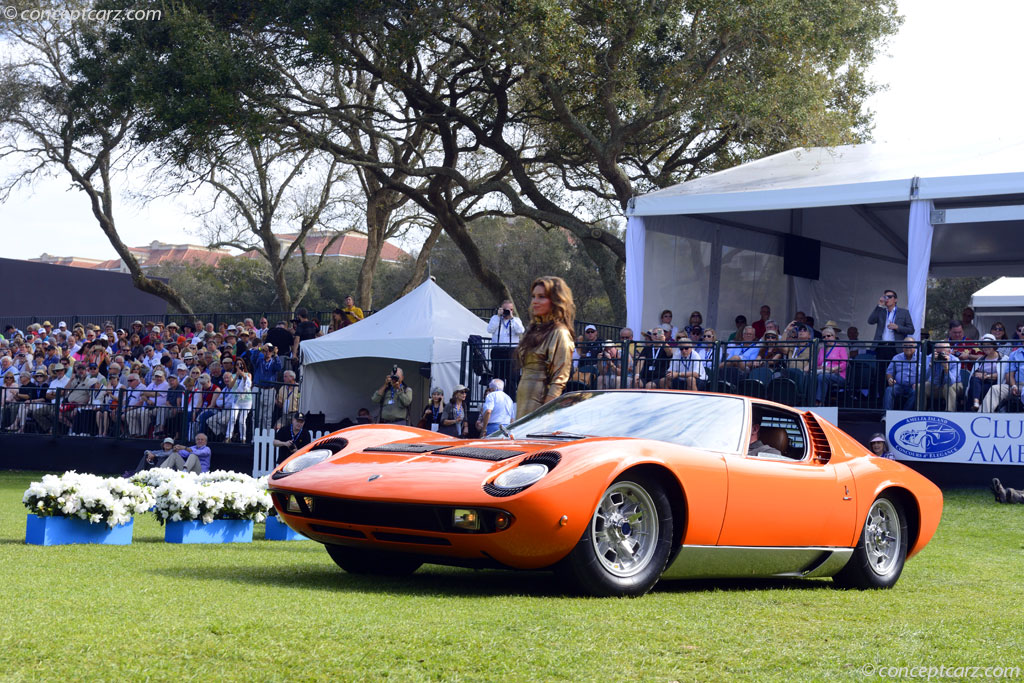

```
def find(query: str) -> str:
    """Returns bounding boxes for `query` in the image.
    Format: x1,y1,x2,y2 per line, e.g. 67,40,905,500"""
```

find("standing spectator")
1,374,19,429
340,295,365,325
250,343,283,430
440,385,469,437
418,388,446,431
867,433,896,459
815,326,849,405
487,299,525,396
265,321,294,358
883,337,920,411
924,341,962,411
272,413,311,464
255,318,270,340
961,307,980,340
161,372,185,441
846,326,861,358
123,372,151,437
274,370,301,428
752,305,771,339
514,276,575,419
967,334,1006,411
147,369,171,437
477,379,515,436
292,308,320,358
868,289,915,399
329,308,349,333
229,358,254,443
371,366,413,425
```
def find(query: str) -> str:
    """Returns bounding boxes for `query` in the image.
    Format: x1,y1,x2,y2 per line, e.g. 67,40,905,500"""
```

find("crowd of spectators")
0,298,369,441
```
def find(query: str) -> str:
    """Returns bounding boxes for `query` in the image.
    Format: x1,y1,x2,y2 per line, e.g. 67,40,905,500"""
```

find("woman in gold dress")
515,276,576,419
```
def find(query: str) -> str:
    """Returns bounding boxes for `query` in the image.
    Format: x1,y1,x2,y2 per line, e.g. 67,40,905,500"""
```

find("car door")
717,413,857,548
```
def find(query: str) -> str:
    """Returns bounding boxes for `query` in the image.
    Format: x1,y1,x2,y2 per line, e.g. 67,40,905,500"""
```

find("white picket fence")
252,428,329,477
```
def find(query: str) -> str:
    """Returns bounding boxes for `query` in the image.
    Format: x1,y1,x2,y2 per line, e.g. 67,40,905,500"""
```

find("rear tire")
556,474,673,597
325,544,422,576
833,493,908,589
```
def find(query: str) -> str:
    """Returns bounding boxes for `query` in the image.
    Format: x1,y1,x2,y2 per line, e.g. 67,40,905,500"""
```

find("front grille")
363,443,450,453
294,495,513,534
435,446,524,461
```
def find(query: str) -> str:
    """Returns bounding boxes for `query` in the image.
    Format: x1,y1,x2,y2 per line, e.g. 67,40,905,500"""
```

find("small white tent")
298,279,490,423
971,277,1024,334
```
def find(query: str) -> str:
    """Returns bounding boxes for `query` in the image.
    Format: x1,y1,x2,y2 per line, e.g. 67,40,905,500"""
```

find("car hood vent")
434,446,525,461
363,443,451,454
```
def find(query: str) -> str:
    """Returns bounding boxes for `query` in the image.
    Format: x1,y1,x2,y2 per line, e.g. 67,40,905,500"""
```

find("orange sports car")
268,390,943,597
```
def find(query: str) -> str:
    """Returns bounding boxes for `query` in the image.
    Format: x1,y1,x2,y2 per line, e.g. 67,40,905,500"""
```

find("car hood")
270,437,569,504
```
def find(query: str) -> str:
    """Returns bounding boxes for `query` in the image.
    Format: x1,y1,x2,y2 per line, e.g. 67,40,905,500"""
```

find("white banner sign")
886,411,1024,465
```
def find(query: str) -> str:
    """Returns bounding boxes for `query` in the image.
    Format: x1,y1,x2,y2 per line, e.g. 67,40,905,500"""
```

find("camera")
390,365,400,383
502,308,511,318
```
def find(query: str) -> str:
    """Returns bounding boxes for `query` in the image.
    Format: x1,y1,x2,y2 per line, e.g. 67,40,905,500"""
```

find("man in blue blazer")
867,289,915,399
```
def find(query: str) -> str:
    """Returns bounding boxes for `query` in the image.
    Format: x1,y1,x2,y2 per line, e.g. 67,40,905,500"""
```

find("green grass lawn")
0,470,1021,681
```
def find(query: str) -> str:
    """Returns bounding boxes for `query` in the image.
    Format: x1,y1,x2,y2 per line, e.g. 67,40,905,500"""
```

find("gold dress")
515,325,575,419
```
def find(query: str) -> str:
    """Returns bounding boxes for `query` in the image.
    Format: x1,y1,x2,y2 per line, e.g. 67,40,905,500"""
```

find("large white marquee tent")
626,141,1024,338
299,279,489,423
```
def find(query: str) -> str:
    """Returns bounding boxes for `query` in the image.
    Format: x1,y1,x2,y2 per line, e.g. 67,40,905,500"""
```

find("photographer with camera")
372,365,413,425
487,300,524,396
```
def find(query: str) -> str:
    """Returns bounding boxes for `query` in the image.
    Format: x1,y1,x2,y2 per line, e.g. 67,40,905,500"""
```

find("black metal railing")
459,339,1024,415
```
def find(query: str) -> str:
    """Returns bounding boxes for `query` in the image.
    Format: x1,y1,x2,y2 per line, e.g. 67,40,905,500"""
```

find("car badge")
368,474,382,482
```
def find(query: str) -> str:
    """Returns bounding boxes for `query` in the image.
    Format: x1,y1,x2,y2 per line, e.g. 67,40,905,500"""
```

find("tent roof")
971,277,1024,309
633,141,1024,216
300,279,490,365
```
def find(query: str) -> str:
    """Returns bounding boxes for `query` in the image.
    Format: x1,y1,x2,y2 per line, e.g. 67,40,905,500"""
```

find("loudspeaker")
783,235,821,280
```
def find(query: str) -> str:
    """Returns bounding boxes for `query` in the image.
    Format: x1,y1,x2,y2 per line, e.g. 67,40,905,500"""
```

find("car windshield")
489,390,745,452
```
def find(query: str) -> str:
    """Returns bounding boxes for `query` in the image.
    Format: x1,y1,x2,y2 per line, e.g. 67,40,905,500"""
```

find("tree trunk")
439,211,512,304
581,235,626,325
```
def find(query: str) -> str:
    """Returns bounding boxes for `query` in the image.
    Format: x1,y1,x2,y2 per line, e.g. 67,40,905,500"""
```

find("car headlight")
493,463,549,489
281,448,333,474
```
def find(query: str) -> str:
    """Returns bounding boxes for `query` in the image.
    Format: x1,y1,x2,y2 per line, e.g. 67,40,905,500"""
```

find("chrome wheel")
590,480,659,578
863,498,901,577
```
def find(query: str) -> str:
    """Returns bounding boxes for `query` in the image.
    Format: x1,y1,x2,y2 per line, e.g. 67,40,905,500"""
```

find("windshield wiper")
525,431,591,440
499,424,514,440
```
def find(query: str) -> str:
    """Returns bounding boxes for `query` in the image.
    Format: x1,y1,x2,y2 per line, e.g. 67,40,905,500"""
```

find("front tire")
325,544,423,576
833,493,908,589
557,474,674,597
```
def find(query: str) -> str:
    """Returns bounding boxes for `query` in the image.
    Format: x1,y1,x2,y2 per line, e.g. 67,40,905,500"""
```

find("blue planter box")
165,519,254,544
25,514,134,546
264,515,310,541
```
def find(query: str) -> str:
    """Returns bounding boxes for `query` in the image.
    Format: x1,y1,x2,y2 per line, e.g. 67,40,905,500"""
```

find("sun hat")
869,433,885,444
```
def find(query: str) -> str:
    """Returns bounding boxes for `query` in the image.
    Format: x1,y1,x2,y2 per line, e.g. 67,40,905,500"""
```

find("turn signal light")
494,512,511,530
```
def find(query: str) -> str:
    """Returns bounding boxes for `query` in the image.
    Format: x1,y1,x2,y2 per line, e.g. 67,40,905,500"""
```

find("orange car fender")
533,439,729,548
845,453,944,559
276,424,452,473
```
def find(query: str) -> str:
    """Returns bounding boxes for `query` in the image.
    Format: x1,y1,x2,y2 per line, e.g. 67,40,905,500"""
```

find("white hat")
584,324,597,332
58,321,67,328
981,333,997,342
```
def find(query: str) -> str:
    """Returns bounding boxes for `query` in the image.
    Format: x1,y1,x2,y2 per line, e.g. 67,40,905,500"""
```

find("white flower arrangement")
152,472,272,525
23,472,154,528
129,467,188,489
197,470,255,485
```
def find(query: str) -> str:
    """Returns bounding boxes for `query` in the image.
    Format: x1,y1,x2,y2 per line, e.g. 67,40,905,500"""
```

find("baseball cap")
453,384,467,393
763,330,779,338
52,363,65,371
57,321,67,328
294,412,306,421
183,352,194,360
88,362,98,368
981,333,997,342
33,369,46,376
227,324,236,331
584,324,597,332
163,437,175,445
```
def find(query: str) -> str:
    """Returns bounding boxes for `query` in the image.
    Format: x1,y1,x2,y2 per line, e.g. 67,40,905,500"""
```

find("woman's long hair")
516,276,575,365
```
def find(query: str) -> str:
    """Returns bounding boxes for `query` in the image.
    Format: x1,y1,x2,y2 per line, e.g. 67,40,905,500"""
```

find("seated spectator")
924,341,962,411
787,325,813,374
477,379,515,436
574,324,602,388
203,371,240,439
596,342,628,389
272,412,311,464
698,328,719,376
634,327,672,389
60,362,92,434
752,305,771,339
989,321,1013,354
815,326,848,405
31,362,68,433
685,325,704,344
884,337,920,411
968,334,1007,411
130,436,177,474
1,373,19,429
159,433,212,474
980,341,1023,413
419,388,446,431
867,433,895,459
727,315,747,342
846,326,862,358
658,310,678,341
751,329,787,375
275,370,301,428
668,339,706,391
123,372,150,437
947,321,981,368
724,326,760,370
356,407,372,424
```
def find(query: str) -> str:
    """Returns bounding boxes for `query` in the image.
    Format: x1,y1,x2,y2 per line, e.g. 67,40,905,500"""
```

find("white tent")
626,141,1024,338
971,277,1024,334
299,279,490,423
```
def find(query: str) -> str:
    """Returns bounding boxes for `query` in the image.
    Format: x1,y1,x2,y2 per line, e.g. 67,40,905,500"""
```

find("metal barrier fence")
0,386,264,444
460,339,1024,414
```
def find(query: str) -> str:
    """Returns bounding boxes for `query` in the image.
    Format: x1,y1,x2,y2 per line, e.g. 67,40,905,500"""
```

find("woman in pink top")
815,326,849,405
